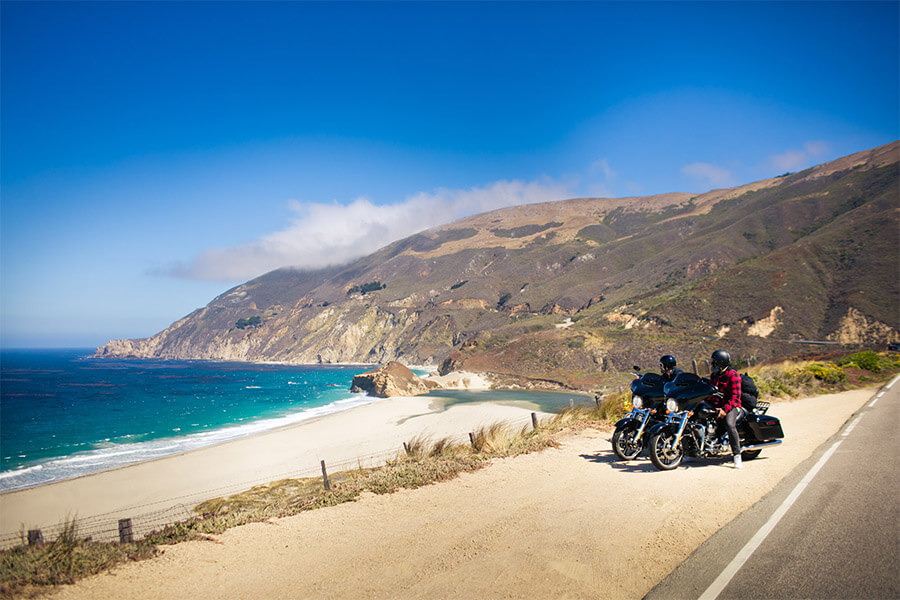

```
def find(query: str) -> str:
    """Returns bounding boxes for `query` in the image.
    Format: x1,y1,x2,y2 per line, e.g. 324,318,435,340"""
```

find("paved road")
646,376,900,600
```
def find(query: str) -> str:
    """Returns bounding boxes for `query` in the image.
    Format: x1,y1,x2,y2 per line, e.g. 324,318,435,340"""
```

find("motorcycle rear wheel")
612,425,643,461
649,430,684,471
741,449,762,460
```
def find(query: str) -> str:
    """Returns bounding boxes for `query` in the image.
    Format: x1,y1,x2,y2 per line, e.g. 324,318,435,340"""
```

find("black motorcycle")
611,368,670,461
646,372,784,471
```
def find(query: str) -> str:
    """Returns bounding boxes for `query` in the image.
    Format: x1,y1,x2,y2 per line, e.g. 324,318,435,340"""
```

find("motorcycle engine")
684,424,704,456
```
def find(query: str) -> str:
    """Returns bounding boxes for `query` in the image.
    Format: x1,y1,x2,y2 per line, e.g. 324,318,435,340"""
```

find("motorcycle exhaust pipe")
740,440,783,451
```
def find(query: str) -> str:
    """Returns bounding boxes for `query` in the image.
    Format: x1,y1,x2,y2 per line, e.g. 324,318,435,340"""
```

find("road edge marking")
872,375,900,407
697,439,844,600
698,379,897,600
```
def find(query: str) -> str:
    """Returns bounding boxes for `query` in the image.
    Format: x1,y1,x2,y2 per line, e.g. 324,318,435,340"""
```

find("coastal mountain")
98,141,900,389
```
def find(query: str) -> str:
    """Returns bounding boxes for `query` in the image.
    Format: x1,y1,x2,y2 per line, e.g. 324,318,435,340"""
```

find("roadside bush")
751,351,900,400
799,362,846,385
837,351,885,373
756,377,797,398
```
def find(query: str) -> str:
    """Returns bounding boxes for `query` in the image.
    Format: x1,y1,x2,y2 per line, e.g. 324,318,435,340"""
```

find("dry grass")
0,519,156,599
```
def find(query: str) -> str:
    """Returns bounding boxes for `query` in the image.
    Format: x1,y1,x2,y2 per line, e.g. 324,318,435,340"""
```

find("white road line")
842,415,863,437
870,376,898,405
697,439,844,600
698,382,893,600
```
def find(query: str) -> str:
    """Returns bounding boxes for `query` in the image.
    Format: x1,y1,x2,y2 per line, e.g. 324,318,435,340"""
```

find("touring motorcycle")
646,372,784,471
611,368,670,461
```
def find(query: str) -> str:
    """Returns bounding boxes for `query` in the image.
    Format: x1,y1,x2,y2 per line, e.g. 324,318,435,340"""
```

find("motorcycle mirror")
633,366,641,372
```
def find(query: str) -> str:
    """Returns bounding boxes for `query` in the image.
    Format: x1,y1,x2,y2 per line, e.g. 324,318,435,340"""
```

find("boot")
733,454,743,469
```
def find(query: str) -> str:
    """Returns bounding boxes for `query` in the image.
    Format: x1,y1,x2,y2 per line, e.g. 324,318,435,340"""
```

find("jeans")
724,407,742,455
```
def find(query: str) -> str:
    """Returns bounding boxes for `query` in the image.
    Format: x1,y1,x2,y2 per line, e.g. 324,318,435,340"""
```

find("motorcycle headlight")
666,399,678,413
632,396,643,409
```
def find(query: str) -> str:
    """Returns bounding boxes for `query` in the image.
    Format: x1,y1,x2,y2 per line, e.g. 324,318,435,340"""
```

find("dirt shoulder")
48,388,875,600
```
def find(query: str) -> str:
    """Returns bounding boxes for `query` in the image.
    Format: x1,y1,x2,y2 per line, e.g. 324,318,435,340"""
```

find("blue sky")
2,1,898,348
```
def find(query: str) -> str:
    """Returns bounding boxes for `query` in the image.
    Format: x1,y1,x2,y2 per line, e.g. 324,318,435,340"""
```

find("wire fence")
0,410,553,550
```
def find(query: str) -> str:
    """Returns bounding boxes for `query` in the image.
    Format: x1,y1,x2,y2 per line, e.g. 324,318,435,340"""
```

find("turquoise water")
0,349,372,491
426,389,592,414
0,349,592,492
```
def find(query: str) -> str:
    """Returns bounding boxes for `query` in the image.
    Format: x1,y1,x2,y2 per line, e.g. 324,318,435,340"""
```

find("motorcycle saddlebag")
748,415,784,441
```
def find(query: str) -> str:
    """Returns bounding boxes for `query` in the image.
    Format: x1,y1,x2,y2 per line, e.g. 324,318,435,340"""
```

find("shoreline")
0,351,505,493
0,391,552,545
0,390,385,493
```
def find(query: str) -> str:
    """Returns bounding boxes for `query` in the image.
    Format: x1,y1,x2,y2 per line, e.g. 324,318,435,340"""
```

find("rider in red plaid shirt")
709,364,742,413
709,350,744,468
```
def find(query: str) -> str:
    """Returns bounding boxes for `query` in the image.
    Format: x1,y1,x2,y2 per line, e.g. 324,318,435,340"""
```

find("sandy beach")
35,386,880,600
0,392,550,545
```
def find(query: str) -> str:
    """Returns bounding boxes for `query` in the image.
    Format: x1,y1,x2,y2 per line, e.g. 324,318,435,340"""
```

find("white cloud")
681,162,735,189
168,179,570,281
584,158,618,198
770,140,830,172
590,158,618,182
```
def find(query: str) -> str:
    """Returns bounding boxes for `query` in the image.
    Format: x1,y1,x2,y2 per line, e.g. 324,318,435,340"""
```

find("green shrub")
837,351,884,373
800,362,846,384
235,316,263,329
756,377,797,398
347,281,386,296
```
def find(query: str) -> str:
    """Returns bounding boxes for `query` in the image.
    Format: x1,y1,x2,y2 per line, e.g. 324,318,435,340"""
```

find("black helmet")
659,355,677,370
711,350,731,374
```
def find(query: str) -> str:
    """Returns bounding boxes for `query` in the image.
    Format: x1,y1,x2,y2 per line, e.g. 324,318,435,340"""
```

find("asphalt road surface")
646,376,900,600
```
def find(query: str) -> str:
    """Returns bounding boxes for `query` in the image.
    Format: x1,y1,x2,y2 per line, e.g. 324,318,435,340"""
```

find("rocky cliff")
97,142,900,389
350,361,432,397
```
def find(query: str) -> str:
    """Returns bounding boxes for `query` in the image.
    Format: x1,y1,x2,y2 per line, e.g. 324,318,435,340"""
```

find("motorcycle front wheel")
612,425,644,461
649,430,684,471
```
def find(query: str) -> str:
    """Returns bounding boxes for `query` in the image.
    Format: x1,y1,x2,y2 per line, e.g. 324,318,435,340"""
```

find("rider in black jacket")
659,355,683,382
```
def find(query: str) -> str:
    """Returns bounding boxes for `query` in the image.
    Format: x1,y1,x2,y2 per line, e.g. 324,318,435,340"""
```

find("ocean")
0,349,374,491
0,349,588,492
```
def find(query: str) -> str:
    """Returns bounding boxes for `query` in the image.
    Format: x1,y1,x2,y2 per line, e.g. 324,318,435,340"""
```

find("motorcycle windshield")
631,372,666,398
664,373,717,407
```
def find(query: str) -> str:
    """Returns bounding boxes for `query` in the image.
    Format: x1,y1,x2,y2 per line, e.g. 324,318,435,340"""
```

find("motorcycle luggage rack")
753,401,770,415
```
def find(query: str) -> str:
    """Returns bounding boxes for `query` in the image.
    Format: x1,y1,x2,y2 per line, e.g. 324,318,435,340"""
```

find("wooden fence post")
403,442,409,454
118,518,133,544
531,412,539,430
27,529,43,546
692,359,698,375
468,432,476,448
594,394,601,408
321,460,331,490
